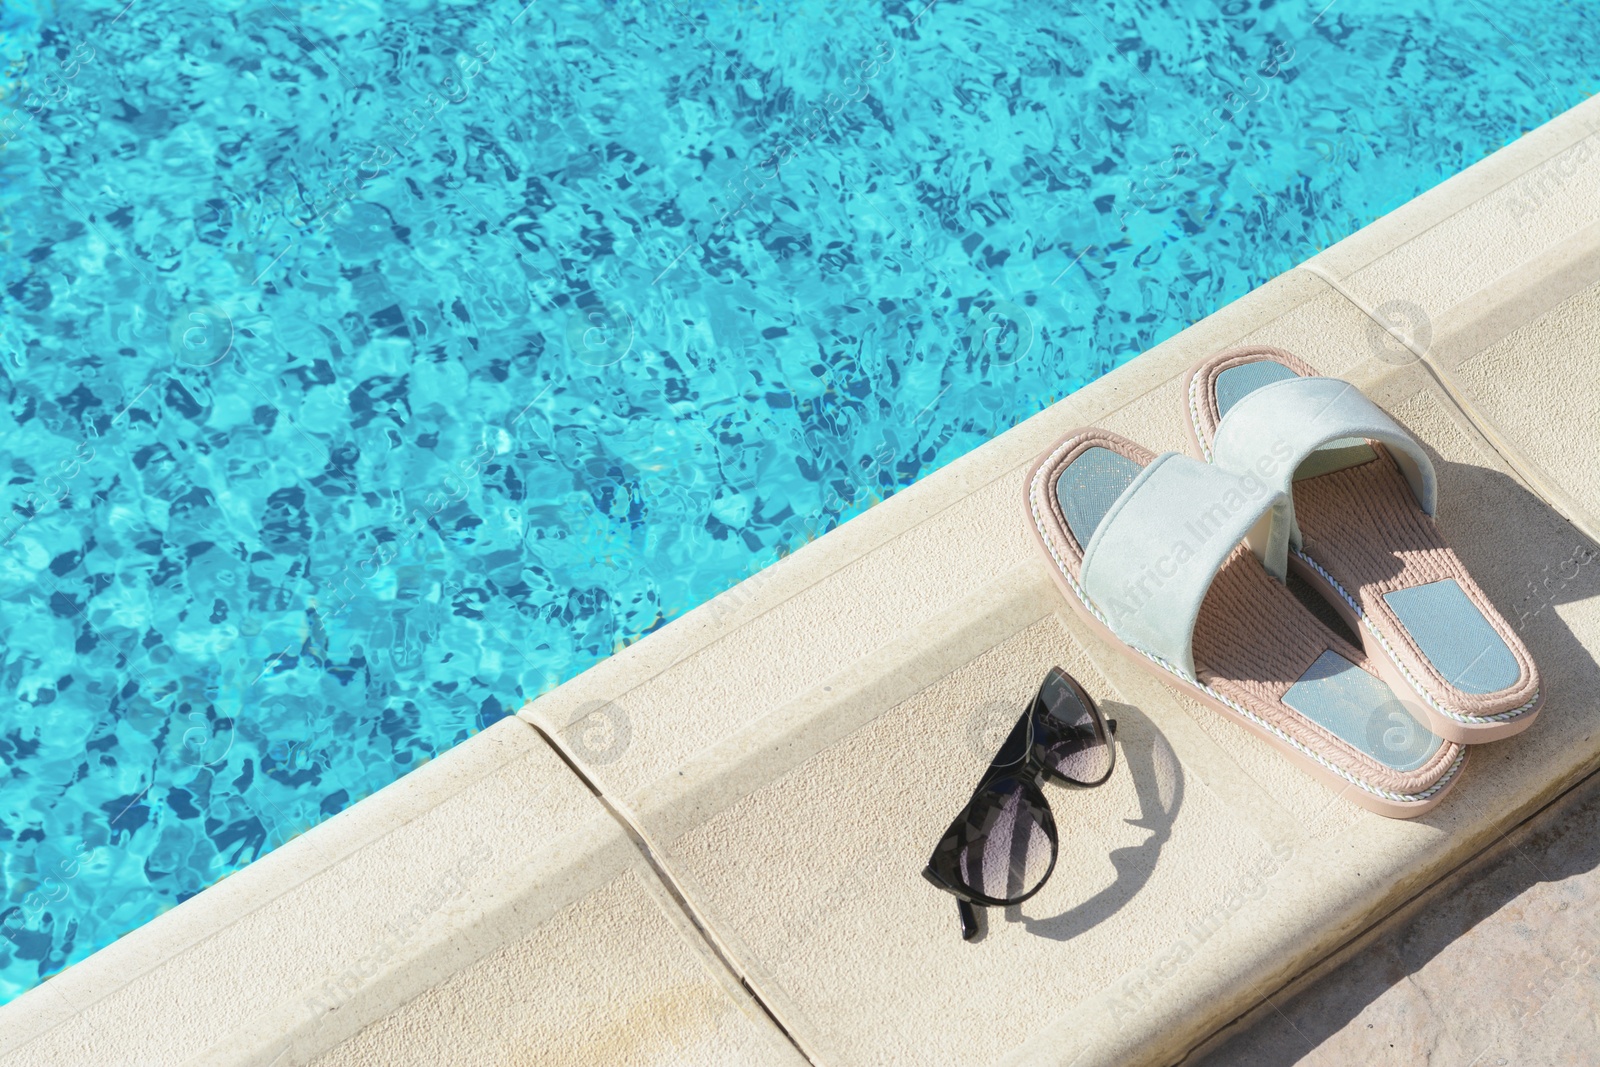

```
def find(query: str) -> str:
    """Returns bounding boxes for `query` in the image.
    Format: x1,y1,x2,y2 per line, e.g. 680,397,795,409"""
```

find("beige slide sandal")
1184,347,1540,744
1026,427,1466,818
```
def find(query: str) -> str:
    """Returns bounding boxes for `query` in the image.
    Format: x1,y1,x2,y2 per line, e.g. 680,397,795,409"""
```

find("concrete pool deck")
1,94,1597,1066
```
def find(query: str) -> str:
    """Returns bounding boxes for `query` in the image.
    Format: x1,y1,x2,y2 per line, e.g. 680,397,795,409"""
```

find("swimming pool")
0,0,1594,1003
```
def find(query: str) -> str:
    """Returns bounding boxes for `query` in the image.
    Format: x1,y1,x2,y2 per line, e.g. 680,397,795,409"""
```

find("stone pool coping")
0,94,1597,1066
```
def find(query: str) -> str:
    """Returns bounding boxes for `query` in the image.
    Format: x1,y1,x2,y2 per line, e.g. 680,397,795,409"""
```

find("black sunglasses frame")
922,667,1117,940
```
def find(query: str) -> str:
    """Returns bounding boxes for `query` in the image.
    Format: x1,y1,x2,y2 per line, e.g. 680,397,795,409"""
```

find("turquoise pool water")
0,0,1595,1002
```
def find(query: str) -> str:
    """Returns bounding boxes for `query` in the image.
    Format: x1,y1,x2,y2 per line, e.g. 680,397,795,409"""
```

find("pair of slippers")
1026,347,1540,818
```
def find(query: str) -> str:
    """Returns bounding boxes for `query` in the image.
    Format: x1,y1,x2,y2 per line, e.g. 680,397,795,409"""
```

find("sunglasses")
922,667,1118,940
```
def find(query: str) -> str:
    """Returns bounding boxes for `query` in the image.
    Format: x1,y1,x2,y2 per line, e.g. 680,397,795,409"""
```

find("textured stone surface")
310,869,804,1067
1190,772,1600,1067
1452,280,1600,527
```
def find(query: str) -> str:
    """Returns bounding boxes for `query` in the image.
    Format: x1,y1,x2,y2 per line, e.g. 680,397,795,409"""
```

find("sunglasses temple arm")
957,899,979,941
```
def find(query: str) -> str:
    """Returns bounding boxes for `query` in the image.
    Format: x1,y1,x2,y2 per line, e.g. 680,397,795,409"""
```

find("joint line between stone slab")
528,721,822,1066
1295,262,1429,363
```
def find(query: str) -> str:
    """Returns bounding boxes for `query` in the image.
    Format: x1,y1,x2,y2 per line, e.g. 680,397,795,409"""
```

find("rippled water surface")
0,0,1595,1001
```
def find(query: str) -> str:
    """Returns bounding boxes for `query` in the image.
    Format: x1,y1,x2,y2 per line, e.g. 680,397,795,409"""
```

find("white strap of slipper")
1080,453,1291,679
1211,376,1437,549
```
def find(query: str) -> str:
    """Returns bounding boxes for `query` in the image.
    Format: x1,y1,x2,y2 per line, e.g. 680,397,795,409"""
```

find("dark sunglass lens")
950,778,1056,903
1037,673,1112,784
1043,732,1113,784
1039,671,1092,729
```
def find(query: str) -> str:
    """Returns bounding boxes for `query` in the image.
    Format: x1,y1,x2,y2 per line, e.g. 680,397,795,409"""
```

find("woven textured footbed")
1031,430,1466,801
1187,347,1540,724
